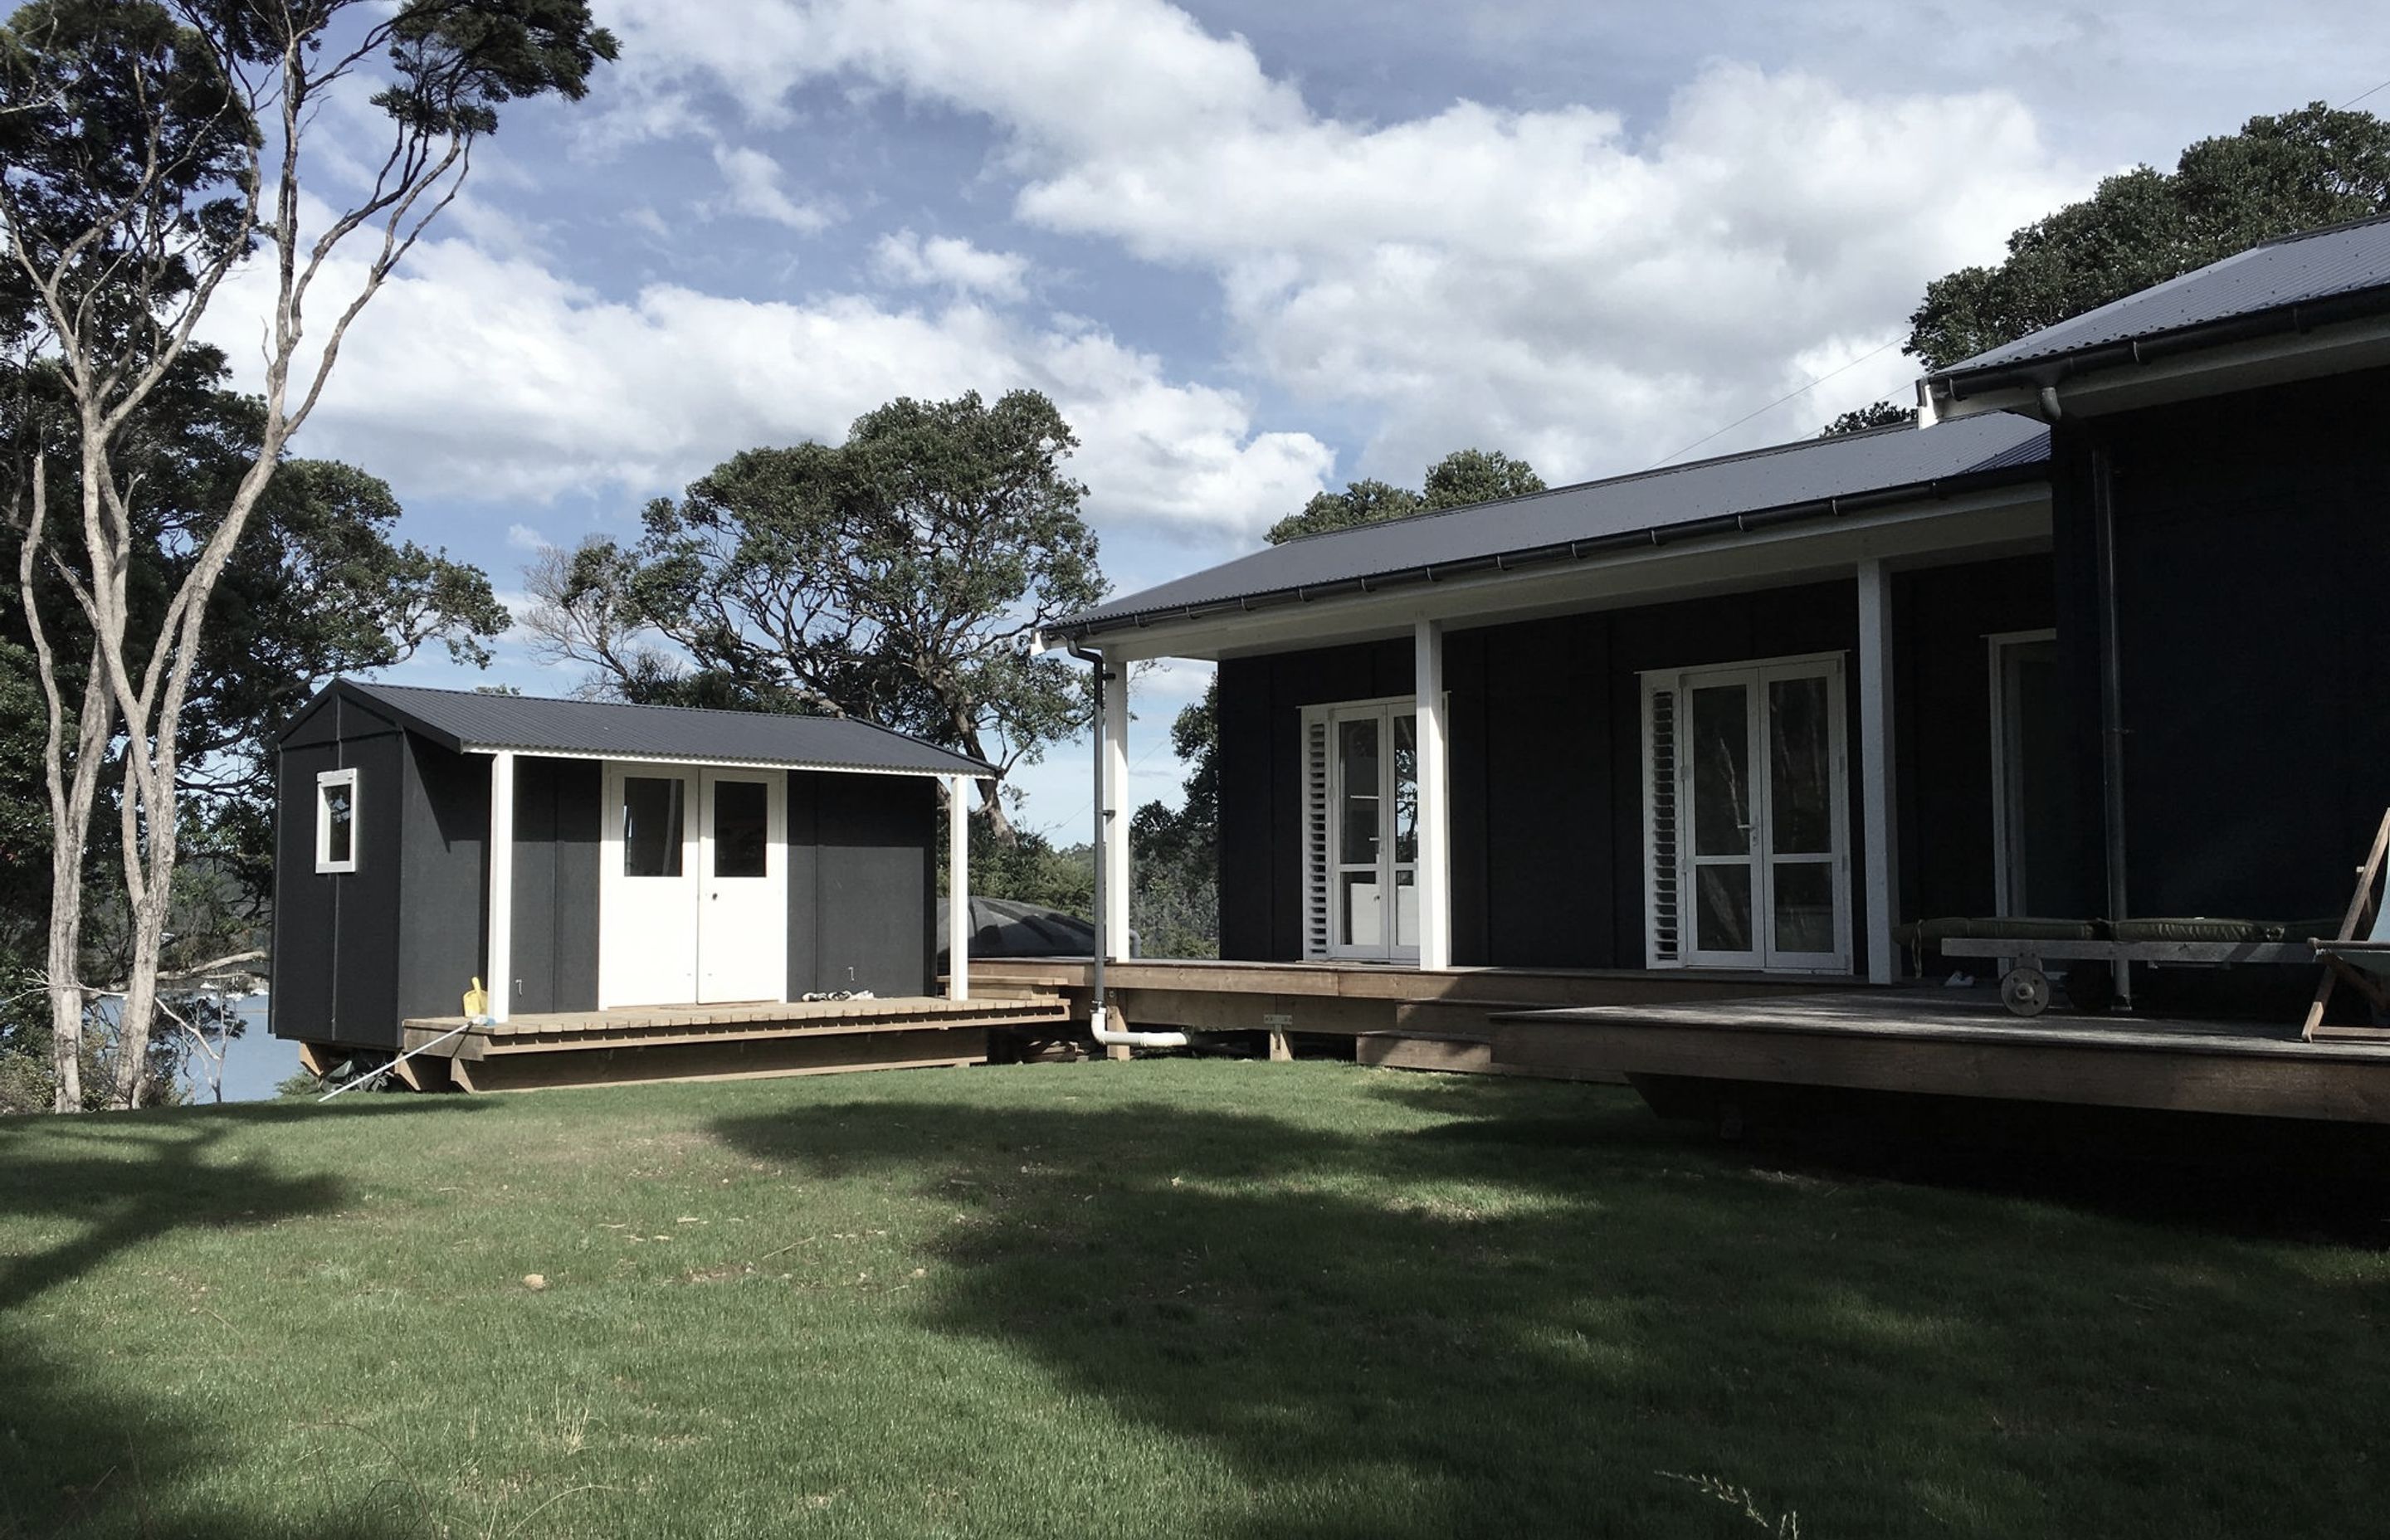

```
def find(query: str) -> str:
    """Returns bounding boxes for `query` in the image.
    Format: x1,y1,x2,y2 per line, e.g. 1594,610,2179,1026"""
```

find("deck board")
1492,989,2390,1123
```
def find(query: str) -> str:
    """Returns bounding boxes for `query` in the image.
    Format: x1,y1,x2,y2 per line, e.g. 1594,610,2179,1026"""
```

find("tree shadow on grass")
714,1076,2390,1540
0,1100,480,1539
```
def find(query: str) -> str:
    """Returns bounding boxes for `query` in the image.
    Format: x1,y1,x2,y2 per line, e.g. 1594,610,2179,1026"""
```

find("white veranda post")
1856,559,1900,985
947,774,970,1001
485,750,517,1023
1100,655,1132,961
1415,620,1452,970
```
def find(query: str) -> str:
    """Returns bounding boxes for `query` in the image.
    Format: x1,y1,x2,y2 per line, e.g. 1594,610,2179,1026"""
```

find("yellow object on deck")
462,977,489,1019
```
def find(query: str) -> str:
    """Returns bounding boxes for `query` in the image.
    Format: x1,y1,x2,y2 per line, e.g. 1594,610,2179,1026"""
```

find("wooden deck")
971,957,1842,1079
1492,988,2390,1123
396,993,1073,1093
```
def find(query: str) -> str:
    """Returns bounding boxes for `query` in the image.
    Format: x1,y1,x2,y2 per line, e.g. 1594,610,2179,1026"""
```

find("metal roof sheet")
1934,213,2390,379
319,681,990,777
1056,412,2049,637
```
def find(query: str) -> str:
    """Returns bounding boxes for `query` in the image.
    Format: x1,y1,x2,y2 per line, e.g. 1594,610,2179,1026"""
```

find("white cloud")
871,230,1031,300
709,143,836,232
198,220,1330,543
505,522,548,551
600,0,2089,479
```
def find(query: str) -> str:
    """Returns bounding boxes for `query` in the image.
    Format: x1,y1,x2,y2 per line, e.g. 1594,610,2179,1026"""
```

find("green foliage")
531,390,1109,821
1818,401,1919,436
1265,447,1545,544
1421,447,1548,510
1909,103,2390,368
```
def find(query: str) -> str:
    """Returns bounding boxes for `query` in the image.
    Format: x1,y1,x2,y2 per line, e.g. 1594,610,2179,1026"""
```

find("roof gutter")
1926,285,2390,409
1047,460,2041,646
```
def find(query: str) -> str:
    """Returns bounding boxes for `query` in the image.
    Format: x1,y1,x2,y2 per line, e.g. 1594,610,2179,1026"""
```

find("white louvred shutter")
1302,709,1332,958
1646,683,1681,965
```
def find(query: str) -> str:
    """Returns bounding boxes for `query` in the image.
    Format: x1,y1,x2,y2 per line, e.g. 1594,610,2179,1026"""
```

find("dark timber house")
270,682,1061,1089
1004,214,2390,1123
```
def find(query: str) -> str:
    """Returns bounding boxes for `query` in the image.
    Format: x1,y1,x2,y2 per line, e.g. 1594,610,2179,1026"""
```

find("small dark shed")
271,680,989,1055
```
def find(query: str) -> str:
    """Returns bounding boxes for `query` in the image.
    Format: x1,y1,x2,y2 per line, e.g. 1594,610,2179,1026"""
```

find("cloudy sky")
207,0,2388,834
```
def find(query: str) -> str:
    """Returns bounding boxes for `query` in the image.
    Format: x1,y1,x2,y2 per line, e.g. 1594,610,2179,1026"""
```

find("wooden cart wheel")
2001,966,2051,1017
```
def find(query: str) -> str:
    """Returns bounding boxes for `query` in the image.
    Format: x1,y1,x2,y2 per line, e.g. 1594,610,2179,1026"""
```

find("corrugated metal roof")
319,681,990,777
1934,213,2390,380
1056,412,2049,637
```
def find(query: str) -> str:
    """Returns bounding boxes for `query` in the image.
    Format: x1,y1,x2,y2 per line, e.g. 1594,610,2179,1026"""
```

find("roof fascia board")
1090,484,2051,665
1935,310,2390,421
454,744,979,778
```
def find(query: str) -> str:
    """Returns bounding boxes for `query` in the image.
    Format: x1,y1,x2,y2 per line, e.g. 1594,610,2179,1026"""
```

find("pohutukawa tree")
525,389,1107,842
0,0,616,1109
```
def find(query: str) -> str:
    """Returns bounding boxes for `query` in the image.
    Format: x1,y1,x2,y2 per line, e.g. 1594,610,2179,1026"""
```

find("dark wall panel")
395,737,486,1032
811,774,935,997
2100,367,2390,922
270,739,340,1042
508,757,602,1015
1891,554,2059,924
337,728,408,1048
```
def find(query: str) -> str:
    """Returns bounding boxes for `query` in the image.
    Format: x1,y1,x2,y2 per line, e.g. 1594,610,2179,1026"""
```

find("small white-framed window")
1300,695,1422,961
1642,651,1851,973
315,767,358,874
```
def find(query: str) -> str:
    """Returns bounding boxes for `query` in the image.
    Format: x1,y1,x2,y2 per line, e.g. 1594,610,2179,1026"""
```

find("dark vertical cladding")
2097,366,2390,924
510,757,602,1015
270,739,339,1040
811,773,936,997
395,737,487,1031
1892,554,2061,921
272,687,407,1049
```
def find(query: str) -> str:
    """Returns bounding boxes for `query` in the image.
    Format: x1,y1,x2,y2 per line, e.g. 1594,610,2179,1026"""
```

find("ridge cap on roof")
1265,418,1938,551
2251,208,2390,249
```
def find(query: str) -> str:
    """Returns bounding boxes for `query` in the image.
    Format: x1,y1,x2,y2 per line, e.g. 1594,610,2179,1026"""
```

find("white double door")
598,764,788,1007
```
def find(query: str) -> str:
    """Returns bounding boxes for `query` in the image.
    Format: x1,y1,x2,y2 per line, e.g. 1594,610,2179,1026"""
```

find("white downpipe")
1856,559,1900,985
1414,619,1452,971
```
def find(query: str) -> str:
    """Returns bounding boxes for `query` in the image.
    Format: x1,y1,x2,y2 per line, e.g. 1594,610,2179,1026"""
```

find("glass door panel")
1685,681,1760,964
1334,716,1382,952
1673,663,1847,972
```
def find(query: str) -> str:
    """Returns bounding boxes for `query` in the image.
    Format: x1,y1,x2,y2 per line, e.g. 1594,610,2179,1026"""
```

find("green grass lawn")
5,1060,2389,1538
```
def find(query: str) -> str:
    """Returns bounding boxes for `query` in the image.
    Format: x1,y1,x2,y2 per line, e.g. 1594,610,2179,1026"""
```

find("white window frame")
1300,694,1424,962
1641,651,1851,974
315,766,359,875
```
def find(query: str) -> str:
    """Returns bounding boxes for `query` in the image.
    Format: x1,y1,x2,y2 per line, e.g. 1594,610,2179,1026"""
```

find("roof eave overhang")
1045,465,2051,660
1929,294,2390,423
453,743,991,779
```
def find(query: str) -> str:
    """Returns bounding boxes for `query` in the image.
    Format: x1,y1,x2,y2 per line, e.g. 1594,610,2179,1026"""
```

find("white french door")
1647,656,1850,972
598,763,788,1007
1304,698,1420,960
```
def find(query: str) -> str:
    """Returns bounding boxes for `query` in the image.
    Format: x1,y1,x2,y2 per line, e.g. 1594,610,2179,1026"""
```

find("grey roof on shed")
310,680,991,777
1933,213,2390,383
1054,412,2049,638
